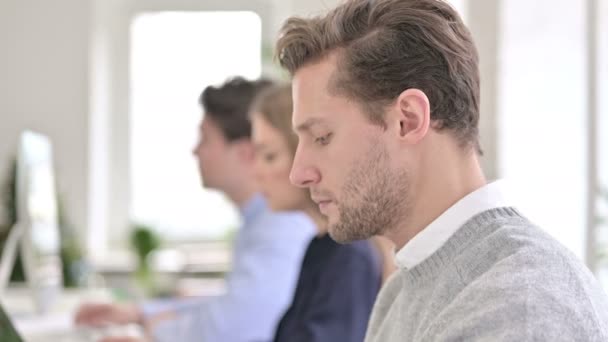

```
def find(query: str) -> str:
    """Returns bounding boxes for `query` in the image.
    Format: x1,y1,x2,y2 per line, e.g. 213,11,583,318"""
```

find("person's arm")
139,296,207,319
428,292,589,341
75,302,142,327
149,213,314,342
426,264,608,341
99,338,145,342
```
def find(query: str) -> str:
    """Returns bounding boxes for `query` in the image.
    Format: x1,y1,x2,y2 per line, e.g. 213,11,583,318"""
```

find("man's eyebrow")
294,117,326,133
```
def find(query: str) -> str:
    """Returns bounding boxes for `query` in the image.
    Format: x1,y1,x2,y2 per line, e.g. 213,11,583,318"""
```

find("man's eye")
315,133,333,146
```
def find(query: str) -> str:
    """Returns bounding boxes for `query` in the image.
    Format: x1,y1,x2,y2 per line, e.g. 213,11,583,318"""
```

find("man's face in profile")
290,54,410,243
192,116,241,192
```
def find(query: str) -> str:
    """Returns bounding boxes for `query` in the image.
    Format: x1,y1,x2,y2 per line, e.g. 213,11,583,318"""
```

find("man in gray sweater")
275,0,608,340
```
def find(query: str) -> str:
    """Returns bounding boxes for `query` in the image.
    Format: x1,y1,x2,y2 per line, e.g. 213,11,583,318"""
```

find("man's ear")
390,88,431,145
235,139,256,164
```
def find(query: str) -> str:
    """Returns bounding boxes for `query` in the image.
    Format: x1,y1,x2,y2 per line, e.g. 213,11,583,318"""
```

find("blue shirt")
143,194,316,342
273,235,382,342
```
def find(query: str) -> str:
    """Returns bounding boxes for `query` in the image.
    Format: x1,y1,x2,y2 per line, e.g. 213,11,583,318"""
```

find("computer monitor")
0,130,62,314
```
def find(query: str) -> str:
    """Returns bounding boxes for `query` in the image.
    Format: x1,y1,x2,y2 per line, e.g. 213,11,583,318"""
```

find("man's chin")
328,224,366,244
200,179,216,190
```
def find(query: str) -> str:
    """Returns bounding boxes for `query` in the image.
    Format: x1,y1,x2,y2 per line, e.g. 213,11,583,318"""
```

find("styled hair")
199,77,273,141
276,0,481,152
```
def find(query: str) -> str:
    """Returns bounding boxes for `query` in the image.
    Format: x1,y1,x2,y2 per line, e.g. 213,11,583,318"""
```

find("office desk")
1,286,128,341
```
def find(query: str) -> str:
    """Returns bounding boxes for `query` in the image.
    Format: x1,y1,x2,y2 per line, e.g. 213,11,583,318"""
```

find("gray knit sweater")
365,207,608,341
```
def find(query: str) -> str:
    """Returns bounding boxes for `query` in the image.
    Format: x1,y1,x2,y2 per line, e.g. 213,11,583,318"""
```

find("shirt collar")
395,180,513,269
239,193,266,225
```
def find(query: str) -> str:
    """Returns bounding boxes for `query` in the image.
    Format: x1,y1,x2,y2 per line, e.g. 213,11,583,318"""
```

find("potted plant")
129,223,161,297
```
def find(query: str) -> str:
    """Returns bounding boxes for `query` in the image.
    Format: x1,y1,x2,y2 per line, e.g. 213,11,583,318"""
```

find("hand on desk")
98,337,147,342
75,303,141,327
76,302,180,342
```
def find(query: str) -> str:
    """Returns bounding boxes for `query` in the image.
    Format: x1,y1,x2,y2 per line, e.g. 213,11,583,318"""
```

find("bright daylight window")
129,11,261,241
498,0,587,258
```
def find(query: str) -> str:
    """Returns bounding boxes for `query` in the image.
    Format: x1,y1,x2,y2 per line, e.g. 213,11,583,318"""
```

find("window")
498,0,587,258
129,11,261,241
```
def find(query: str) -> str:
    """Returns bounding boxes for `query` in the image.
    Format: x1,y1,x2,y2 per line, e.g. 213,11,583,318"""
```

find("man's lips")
312,197,333,213
311,195,331,204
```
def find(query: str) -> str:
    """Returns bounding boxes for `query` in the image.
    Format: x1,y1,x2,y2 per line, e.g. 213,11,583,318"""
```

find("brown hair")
250,84,299,155
276,0,481,153
199,77,273,141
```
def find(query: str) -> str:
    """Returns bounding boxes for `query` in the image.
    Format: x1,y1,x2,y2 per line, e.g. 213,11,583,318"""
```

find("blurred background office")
0,0,607,320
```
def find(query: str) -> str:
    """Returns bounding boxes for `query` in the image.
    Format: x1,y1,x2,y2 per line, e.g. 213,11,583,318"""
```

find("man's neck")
304,206,327,237
386,150,487,251
225,183,258,208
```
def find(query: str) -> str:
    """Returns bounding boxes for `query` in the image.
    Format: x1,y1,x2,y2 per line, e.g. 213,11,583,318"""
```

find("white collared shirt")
395,180,514,269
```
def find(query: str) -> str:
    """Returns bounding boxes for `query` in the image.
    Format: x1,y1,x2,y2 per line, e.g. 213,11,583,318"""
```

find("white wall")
468,0,500,180
0,0,92,249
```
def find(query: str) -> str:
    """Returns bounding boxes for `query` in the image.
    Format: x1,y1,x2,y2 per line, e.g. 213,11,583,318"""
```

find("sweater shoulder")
456,216,588,284
447,217,608,337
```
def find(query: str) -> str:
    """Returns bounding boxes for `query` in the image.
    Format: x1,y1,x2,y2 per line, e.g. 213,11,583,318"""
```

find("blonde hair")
250,84,298,154
250,84,320,214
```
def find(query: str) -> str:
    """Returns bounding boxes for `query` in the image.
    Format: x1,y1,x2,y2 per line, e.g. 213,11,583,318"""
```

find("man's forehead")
292,57,336,102
291,55,348,132
292,82,333,132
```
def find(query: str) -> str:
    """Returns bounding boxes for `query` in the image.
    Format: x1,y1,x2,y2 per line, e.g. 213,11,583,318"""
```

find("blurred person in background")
75,77,315,342
250,84,381,342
